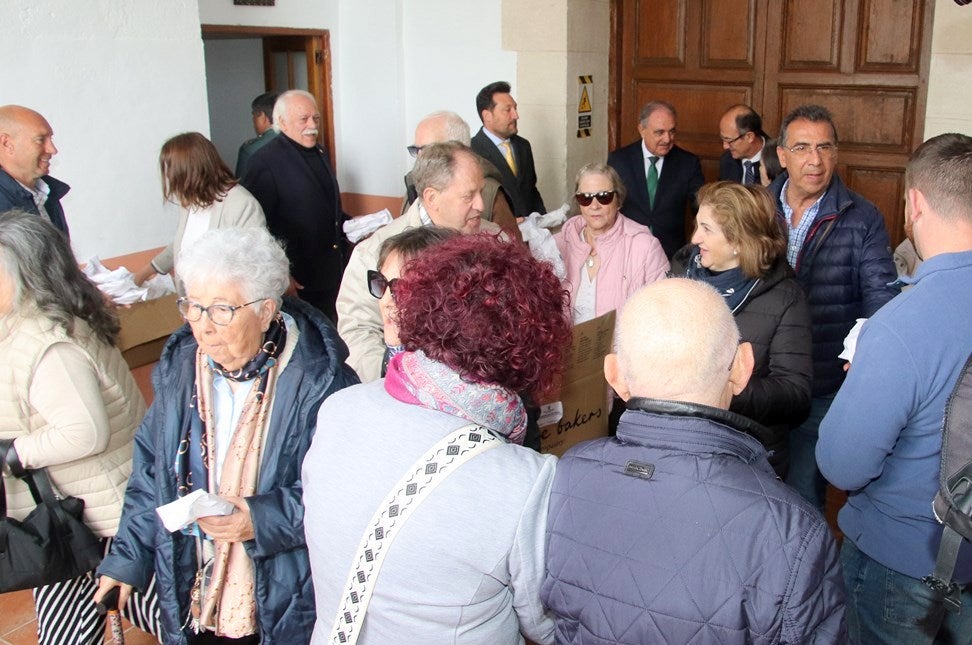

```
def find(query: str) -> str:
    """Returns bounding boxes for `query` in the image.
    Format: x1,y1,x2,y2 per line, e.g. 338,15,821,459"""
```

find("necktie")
646,156,659,209
743,160,756,185
501,141,517,176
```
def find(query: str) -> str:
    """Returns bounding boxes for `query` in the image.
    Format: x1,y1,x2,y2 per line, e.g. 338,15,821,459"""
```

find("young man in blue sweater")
817,133,972,644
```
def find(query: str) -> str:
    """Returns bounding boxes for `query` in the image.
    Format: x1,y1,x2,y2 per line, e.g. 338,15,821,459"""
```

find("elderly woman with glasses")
303,234,572,643
671,181,812,476
555,162,669,324
96,227,358,644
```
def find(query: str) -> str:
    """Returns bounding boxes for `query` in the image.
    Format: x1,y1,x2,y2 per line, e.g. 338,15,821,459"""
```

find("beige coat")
335,201,502,382
0,312,146,537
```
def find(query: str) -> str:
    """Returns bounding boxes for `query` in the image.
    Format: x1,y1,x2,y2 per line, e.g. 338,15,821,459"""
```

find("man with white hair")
241,89,347,322
542,278,846,644
401,111,520,241
337,141,502,382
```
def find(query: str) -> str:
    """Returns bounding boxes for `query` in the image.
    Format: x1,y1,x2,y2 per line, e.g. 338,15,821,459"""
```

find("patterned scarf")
684,248,760,313
177,315,286,637
384,350,527,444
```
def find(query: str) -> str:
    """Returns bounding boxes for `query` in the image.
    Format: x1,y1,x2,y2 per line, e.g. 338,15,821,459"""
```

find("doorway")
201,25,335,171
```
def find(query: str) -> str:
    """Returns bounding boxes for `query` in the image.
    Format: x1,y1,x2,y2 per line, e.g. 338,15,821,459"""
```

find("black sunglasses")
367,270,399,299
575,190,616,207
406,145,424,158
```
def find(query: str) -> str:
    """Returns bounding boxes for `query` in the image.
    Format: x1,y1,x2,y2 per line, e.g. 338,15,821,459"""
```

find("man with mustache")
0,105,70,237
242,89,347,322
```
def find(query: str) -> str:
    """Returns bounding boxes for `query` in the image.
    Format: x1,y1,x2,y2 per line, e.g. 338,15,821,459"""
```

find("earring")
733,249,739,256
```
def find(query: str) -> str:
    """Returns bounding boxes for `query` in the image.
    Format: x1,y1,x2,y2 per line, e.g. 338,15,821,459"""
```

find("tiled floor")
0,589,159,644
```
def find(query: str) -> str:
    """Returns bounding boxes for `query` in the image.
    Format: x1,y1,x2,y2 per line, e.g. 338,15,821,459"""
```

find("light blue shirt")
781,179,825,268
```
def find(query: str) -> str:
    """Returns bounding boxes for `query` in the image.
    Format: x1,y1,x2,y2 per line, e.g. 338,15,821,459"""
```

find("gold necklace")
584,229,598,268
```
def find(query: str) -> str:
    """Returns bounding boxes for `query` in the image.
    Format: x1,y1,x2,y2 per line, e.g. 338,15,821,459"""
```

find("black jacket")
241,135,347,294
471,128,545,217
607,141,704,258
0,167,70,236
672,249,813,475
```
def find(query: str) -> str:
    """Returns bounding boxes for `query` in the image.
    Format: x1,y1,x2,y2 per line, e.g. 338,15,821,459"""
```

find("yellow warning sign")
578,86,592,113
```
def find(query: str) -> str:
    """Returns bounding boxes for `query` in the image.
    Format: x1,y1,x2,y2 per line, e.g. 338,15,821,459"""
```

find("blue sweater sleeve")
816,318,918,491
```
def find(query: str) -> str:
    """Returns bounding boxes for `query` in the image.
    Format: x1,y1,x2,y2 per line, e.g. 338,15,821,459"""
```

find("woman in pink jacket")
555,162,669,323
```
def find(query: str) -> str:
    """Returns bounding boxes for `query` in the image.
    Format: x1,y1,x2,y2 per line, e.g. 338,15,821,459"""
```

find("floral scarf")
177,315,286,637
384,350,527,444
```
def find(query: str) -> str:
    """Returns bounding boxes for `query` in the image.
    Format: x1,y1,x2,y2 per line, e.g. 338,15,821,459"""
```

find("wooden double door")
611,0,935,247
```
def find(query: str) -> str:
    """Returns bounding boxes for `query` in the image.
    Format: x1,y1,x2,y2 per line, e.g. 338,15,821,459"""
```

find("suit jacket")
471,128,545,217
719,150,743,183
607,141,704,258
241,135,347,295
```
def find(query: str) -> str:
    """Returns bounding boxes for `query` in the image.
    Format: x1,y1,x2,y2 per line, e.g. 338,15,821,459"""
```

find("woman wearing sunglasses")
366,226,458,377
670,181,812,477
555,162,669,324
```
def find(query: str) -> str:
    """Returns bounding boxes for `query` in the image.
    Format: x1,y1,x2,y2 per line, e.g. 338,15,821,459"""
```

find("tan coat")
0,312,146,537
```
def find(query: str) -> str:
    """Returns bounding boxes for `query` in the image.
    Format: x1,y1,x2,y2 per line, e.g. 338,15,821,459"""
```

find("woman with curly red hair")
303,233,571,644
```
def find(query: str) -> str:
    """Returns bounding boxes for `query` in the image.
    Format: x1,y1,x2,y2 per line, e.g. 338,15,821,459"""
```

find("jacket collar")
618,397,774,469
769,171,853,220
0,167,70,202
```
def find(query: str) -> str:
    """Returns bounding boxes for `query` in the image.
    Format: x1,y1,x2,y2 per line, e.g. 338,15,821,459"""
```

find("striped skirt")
32,538,162,645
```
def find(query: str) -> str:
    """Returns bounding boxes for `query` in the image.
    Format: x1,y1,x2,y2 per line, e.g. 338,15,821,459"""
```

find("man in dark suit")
718,104,767,185
470,81,545,218
607,101,704,258
241,89,347,322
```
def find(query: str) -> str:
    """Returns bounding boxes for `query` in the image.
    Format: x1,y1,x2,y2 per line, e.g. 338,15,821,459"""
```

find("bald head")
719,104,764,160
414,111,471,149
0,105,57,186
607,279,753,408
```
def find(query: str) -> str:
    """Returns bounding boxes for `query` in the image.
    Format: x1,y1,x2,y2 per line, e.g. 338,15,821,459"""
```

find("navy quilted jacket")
769,173,898,396
542,399,847,644
98,298,358,643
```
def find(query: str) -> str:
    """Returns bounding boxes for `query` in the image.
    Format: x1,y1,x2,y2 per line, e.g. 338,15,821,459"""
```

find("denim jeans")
841,539,972,645
785,393,834,511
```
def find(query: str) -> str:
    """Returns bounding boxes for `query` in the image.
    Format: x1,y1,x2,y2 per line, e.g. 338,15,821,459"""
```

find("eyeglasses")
575,191,616,207
177,297,265,326
406,145,424,158
783,143,837,158
367,270,399,299
720,133,746,145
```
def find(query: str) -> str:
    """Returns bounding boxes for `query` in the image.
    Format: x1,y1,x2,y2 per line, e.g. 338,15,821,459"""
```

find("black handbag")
0,440,104,593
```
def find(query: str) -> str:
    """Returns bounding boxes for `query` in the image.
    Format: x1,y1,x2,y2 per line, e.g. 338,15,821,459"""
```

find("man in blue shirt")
817,133,972,644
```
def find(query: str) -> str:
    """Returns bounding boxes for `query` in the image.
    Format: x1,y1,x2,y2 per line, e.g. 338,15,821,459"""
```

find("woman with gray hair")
0,210,159,643
96,226,358,644
555,162,669,324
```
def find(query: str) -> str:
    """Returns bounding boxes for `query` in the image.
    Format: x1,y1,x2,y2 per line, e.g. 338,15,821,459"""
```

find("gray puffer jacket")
542,398,847,644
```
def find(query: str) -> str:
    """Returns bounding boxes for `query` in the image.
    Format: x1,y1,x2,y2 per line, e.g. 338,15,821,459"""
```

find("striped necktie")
743,160,756,185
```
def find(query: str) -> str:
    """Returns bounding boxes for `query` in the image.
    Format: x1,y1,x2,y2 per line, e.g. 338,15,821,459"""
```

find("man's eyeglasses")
406,145,424,158
720,133,746,145
783,143,837,158
367,270,399,299
575,191,616,207
177,298,265,326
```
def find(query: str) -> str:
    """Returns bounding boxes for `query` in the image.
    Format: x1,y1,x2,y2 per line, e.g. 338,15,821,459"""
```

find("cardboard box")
115,294,185,368
539,311,615,457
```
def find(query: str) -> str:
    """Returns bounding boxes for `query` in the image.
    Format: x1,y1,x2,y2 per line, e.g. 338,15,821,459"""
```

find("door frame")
201,25,336,168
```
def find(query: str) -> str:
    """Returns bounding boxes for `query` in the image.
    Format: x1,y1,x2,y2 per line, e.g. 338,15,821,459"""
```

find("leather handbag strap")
328,424,502,645
0,438,61,508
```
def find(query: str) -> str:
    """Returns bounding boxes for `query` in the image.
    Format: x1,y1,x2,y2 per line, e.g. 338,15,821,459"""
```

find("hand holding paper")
155,489,236,532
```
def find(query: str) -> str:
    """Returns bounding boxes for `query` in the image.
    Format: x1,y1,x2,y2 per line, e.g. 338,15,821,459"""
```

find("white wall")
924,0,972,138
1,0,210,260
204,38,266,169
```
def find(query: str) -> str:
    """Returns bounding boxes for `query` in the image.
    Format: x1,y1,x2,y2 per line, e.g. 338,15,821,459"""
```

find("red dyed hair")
395,234,572,398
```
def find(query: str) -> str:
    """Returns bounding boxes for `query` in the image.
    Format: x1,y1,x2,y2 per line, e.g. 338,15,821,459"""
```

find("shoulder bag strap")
328,423,502,645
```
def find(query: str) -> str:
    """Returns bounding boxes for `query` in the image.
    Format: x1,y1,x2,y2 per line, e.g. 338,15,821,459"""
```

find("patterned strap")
328,424,502,645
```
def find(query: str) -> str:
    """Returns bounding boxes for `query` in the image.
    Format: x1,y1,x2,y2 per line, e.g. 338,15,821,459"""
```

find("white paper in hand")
156,489,236,532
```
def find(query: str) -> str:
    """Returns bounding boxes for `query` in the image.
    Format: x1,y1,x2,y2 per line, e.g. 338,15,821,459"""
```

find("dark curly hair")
395,234,571,398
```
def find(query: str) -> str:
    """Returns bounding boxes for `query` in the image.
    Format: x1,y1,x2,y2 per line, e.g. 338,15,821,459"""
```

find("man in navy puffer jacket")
769,105,898,510
542,279,846,645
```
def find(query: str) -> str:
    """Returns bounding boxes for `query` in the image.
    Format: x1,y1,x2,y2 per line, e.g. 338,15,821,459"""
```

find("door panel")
612,0,935,247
